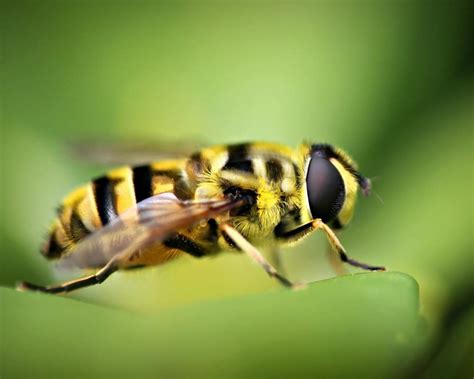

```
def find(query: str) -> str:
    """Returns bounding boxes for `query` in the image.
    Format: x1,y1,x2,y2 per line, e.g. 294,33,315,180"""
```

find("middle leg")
220,223,300,289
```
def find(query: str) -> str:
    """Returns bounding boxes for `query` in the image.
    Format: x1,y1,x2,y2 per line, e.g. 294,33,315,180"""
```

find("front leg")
275,219,385,271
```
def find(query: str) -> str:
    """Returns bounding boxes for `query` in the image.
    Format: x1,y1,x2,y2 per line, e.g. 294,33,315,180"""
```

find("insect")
18,142,385,294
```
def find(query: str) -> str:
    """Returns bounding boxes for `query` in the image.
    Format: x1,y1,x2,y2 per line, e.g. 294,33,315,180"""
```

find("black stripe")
189,151,209,174
265,159,283,182
223,160,253,173
227,143,250,160
93,176,117,225
292,163,302,189
151,168,181,181
223,143,253,173
42,233,63,259
70,211,91,242
207,219,219,243
310,143,334,159
163,233,208,257
132,165,153,202
310,143,361,183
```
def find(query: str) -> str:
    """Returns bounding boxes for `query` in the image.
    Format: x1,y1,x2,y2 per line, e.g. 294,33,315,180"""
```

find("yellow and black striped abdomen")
42,160,191,260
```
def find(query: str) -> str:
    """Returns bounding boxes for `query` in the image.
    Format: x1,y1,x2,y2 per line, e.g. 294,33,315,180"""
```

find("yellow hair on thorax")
254,178,282,236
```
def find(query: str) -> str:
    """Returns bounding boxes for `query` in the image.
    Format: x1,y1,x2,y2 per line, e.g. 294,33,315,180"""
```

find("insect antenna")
368,176,384,205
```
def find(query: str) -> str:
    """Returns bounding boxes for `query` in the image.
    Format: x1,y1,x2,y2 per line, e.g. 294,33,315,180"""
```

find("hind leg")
17,259,118,294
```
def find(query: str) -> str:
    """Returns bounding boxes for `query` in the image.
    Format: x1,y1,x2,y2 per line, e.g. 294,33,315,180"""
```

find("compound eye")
306,157,345,222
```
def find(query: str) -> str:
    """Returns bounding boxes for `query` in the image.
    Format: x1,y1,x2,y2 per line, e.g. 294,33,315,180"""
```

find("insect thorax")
192,143,304,243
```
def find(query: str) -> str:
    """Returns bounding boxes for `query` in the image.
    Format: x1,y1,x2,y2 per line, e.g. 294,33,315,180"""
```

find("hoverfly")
18,142,384,294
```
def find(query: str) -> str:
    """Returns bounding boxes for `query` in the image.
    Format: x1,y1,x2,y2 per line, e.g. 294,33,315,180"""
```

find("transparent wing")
59,193,242,270
69,138,205,166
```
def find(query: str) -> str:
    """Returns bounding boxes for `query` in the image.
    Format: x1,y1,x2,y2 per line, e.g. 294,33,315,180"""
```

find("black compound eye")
306,157,345,222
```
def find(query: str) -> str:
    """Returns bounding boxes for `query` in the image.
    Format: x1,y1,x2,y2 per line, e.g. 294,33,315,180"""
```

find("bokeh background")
1,1,473,378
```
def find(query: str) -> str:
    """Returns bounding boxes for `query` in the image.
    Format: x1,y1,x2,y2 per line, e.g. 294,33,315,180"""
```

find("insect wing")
69,139,205,165
58,193,239,269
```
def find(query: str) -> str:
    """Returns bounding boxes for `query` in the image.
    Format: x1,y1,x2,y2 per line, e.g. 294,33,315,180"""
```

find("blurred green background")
1,1,473,378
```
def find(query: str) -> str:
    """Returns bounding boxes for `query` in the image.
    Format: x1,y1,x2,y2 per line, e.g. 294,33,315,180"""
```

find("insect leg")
267,245,286,275
163,233,209,257
274,220,317,243
317,220,385,271
276,219,385,271
220,224,300,289
17,259,118,294
326,242,347,276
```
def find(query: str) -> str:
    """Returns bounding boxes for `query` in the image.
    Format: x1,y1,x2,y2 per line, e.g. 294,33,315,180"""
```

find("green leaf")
1,272,425,378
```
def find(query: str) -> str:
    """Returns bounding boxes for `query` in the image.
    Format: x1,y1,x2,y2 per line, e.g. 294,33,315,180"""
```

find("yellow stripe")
150,159,186,171
249,142,295,158
81,184,103,230
108,167,135,215
330,158,358,225
151,160,187,196
219,171,260,189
